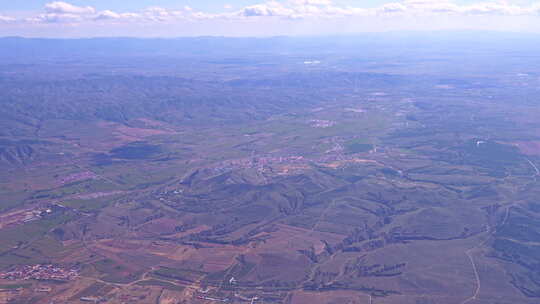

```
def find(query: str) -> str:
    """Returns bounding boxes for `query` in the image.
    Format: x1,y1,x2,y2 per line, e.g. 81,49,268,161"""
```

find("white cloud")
94,10,141,21
30,13,84,23
402,0,460,13
463,2,524,15
30,1,97,23
141,7,175,21
94,10,121,20
240,2,294,17
532,3,540,15
45,1,95,15
379,3,408,14
289,0,333,5
0,15,16,23
3,0,540,26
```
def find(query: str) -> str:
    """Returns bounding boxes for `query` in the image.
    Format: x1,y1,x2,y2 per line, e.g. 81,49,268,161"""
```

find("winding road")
526,158,540,177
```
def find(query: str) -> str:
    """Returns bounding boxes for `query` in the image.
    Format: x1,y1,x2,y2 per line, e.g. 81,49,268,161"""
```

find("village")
0,203,67,231
0,264,79,281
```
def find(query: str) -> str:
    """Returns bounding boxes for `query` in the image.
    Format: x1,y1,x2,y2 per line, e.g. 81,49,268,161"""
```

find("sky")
0,0,539,37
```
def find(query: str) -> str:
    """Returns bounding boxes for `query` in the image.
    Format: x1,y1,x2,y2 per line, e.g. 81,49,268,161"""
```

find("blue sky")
2,1,536,10
1,1,540,37
0,1,529,10
3,1,399,11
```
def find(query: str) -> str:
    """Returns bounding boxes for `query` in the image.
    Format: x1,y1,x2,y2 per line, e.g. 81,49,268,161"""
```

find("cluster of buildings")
80,296,105,303
0,264,78,281
0,206,57,230
218,155,305,171
344,107,366,113
57,171,97,185
309,119,336,128
20,209,47,224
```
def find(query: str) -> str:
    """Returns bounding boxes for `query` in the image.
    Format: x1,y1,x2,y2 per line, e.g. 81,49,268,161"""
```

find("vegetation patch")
0,283,31,290
345,140,373,154
109,142,162,159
